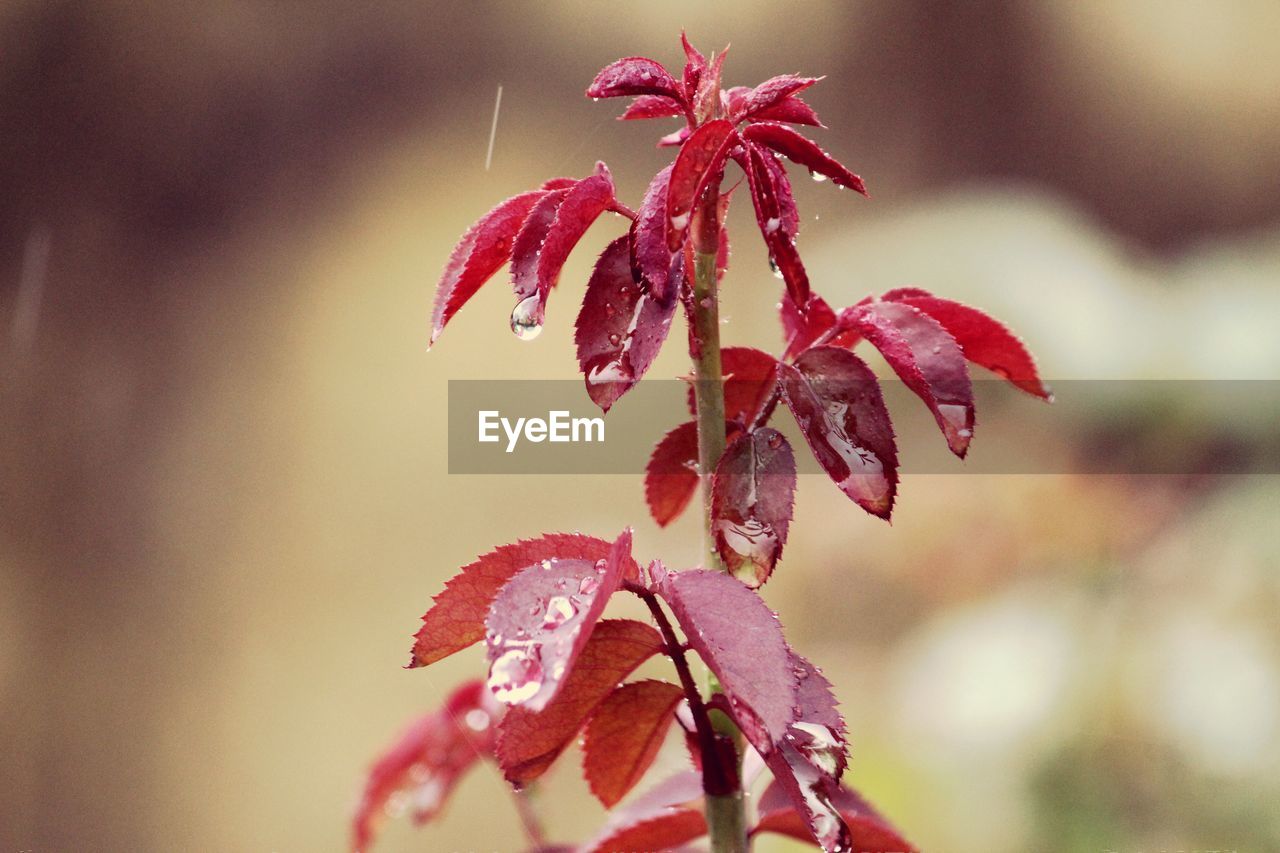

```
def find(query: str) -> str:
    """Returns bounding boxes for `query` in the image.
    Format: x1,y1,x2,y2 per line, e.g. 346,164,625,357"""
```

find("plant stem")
688,186,749,853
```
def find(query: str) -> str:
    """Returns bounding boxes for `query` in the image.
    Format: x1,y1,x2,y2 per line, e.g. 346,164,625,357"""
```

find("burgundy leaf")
666,119,738,251
513,168,617,331
619,94,685,121
658,569,797,752
581,771,708,853
710,428,796,587
574,237,678,411
683,346,780,424
760,739,855,852
680,31,707,99
787,651,848,777
777,347,898,519
757,148,800,236
430,190,546,347
731,74,820,122
644,421,699,527
752,94,824,127
483,529,633,712
882,291,1051,399
587,56,682,100
409,533,630,668
495,618,664,784
583,679,684,807
838,301,975,457
508,188,571,336
352,681,498,852
743,144,809,305
634,164,676,298
754,777,916,852
781,291,836,360
744,122,868,195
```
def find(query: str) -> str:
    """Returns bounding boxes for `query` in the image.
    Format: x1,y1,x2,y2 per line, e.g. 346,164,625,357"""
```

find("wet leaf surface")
710,428,796,586
744,122,868,195
666,119,737,251
587,56,682,101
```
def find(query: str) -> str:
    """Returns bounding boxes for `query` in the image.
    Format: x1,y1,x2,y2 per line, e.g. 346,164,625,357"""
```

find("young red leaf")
731,74,820,122
754,777,916,853
839,301,975,457
634,164,676,298
518,168,616,330
692,48,726,124
587,56,682,100
409,532,628,668
619,94,685,121
743,144,810,305
581,771,708,853
583,679,684,807
483,529,633,712
752,94,824,127
777,347,899,519
743,122,868,195
666,118,738,251
352,680,498,852
644,420,699,527
882,291,1052,399
575,237,678,411
680,31,707,99
711,428,796,587
658,569,797,752
430,190,546,347
494,618,664,784
684,346,779,424
757,148,800,236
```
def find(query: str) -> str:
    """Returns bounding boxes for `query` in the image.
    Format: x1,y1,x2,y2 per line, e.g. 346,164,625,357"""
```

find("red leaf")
644,421,699,527
754,778,916,852
634,165,676,299
409,533,630,668
541,177,579,191
683,346,780,424
680,31,707,100
711,428,796,587
512,168,616,331
430,190,546,347
483,529,633,712
787,651,848,776
691,48,727,124
494,618,664,784
883,292,1051,399
587,56,682,101
744,122,868,195
757,148,800,236
574,237,678,412
352,681,499,852
583,679,684,807
509,188,571,334
753,94,824,128
666,119,738,251
658,569,797,753
581,771,708,853
777,347,899,519
780,291,836,360
743,144,809,305
730,74,820,122
619,94,685,121
839,301,975,457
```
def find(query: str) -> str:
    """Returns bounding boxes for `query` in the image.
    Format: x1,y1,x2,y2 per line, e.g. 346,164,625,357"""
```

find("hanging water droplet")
670,211,691,231
541,595,577,629
764,216,781,234
488,648,544,705
792,722,842,775
809,170,827,183
769,257,784,279
715,518,779,567
510,294,543,341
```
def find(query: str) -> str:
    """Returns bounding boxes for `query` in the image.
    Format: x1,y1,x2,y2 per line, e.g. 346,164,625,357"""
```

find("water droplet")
769,257,783,279
412,777,446,816
793,665,809,679
578,574,600,596
768,432,784,449
540,559,553,571
792,722,842,775
510,294,543,341
607,332,621,345
670,211,690,231
594,558,608,574
541,595,577,630
587,357,633,385
488,648,544,705
464,709,491,732
931,344,942,355
809,170,827,183
764,216,781,234
715,518,779,567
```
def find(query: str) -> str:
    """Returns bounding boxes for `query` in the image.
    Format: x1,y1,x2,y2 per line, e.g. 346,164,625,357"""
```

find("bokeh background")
2,2,1279,851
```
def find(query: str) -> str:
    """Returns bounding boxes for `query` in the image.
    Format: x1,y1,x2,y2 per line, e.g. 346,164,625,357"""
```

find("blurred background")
2,1,1278,850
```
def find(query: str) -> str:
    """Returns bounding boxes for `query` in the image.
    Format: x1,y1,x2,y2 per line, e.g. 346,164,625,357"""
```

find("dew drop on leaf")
670,211,690,231
487,647,545,705
809,170,827,183
541,595,578,630
510,294,543,341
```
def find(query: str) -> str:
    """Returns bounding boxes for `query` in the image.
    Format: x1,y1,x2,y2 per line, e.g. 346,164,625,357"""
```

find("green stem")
689,189,749,853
